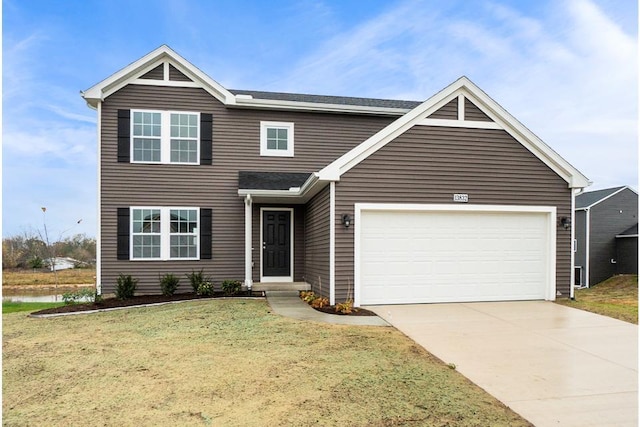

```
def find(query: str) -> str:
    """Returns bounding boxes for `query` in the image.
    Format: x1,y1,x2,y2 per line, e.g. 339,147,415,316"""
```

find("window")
130,207,199,260
260,121,294,157
131,110,200,164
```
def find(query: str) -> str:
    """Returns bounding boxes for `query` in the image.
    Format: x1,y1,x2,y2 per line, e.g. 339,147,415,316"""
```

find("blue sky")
3,0,638,239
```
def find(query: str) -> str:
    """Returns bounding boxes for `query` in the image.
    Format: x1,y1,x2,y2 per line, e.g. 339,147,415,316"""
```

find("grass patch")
557,275,638,324
3,268,95,286
3,300,531,426
3,302,66,314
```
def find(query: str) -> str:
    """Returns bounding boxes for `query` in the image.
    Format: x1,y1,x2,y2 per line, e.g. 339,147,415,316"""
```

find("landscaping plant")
159,273,180,296
196,281,214,296
62,288,96,305
115,274,137,300
186,269,210,293
221,279,242,296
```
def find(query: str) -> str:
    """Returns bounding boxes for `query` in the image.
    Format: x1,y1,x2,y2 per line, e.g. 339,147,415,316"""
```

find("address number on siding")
453,194,469,202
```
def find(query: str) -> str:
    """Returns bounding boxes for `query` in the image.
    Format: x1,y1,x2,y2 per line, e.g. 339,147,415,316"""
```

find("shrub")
186,269,210,293
196,281,214,296
28,256,44,269
115,274,138,300
221,279,242,296
300,291,317,303
310,297,329,308
335,300,354,314
159,273,180,296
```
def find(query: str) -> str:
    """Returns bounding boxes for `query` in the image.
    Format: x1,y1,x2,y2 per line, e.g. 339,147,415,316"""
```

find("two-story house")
82,45,589,306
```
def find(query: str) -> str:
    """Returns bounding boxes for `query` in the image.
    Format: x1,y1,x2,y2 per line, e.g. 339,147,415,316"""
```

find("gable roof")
318,76,591,189
575,186,637,209
82,45,418,115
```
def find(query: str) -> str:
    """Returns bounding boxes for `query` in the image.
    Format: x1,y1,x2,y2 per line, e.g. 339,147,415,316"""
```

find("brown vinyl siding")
303,186,330,297
334,125,572,302
100,84,393,293
427,98,457,120
464,98,493,121
140,65,164,80
169,64,192,82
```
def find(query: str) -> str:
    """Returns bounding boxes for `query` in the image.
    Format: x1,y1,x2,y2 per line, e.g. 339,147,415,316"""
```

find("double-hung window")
130,207,199,260
132,110,200,164
260,121,294,157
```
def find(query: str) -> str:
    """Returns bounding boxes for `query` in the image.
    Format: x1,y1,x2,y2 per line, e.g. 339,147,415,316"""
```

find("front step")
251,282,310,292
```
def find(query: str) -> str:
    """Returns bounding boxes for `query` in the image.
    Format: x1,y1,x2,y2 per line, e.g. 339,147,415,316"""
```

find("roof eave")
232,98,411,116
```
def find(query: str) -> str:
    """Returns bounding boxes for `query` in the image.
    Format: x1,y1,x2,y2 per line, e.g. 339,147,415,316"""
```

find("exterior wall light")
560,216,571,230
341,214,352,228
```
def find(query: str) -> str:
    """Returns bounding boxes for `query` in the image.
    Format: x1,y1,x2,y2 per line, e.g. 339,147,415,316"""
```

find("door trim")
354,203,557,306
260,207,294,283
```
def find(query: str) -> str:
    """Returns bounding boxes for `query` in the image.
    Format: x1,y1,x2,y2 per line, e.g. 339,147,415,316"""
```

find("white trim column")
570,190,577,299
244,195,253,289
96,102,102,295
329,182,336,305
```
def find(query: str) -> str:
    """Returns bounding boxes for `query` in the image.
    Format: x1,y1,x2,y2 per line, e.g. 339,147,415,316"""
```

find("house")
574,186,638,287
81,45,590,306
45,257,79,271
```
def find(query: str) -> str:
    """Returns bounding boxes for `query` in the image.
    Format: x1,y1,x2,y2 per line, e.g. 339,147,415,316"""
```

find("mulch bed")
312,305,377,316
31,291,265,315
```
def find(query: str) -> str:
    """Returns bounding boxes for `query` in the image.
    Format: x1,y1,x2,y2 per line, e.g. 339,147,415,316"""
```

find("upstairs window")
131,110,200,164
260,121,294,157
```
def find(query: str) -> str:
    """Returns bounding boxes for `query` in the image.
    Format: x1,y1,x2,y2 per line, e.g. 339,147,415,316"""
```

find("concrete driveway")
368,302,638,427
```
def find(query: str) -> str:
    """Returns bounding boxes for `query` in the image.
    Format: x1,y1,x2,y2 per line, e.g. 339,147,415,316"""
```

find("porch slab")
252,282,311,292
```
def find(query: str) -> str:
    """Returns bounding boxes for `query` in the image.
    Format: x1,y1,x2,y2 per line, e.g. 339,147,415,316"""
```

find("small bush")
116,274,138,300
310,297,329,308
197,281,214,296
221,279,242,296
186,269,210,293
300,291,317,303
159,273,180,296
28,256,44,269
335,300,354,314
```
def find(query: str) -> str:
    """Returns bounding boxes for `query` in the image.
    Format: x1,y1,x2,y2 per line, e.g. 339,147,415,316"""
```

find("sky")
2,0,638,239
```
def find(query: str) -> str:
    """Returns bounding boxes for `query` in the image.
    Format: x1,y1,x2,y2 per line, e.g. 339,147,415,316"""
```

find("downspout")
329,182,336,305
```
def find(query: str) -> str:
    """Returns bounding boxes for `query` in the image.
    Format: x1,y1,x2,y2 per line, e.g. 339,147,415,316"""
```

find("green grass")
557,275,638,324
2,301,65,314
3,299,531,426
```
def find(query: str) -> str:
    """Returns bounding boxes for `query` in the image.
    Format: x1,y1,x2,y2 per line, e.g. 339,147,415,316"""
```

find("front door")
262,210,291,279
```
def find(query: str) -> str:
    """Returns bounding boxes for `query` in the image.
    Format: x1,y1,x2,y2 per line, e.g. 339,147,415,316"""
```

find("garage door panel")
359,208,551,305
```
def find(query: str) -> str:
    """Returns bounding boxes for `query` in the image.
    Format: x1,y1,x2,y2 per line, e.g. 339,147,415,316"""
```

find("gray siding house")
82,45,590,305
575,186,638,287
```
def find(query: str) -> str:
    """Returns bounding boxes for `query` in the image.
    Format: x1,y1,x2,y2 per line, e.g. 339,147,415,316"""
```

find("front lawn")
2,301,65,314
556,275,638,324
3,299,531,426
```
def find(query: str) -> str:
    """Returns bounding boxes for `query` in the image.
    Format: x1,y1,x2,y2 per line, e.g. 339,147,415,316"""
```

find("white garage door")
357,205,555,305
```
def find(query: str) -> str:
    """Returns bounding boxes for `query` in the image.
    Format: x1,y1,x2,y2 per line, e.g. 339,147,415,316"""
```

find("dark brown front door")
263,210,291,277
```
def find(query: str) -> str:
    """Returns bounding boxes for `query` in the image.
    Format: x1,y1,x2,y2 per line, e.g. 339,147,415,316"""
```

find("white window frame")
130,207,200,260
260,121,294,157
131,110,200,165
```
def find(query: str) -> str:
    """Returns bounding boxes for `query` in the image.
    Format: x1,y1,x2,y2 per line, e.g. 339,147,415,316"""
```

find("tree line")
2,232,96,269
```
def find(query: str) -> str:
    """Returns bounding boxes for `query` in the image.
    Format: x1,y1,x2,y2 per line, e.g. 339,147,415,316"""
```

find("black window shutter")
117,208,130,260
200,113,212,165
117,109,131,163
200,208,212,259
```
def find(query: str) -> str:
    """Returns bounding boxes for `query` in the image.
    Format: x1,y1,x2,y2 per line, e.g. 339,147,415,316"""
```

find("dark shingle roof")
230,89,422,110
238,171,311,191
617,224,638,237
575,186,627,209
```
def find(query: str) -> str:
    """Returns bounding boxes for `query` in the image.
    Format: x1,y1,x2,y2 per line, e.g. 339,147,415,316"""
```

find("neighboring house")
46,257,79,271
81,45,590,306
574,186,639,287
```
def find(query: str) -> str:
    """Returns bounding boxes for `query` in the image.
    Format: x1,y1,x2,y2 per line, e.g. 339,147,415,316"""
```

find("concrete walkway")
265,291,388,326
369,301,638,427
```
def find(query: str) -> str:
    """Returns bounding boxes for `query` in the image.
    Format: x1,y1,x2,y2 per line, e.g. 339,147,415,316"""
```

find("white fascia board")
232,97,411,116
319,76,590,189
237,173,327,202
455,82,591,189
81,45,234,108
